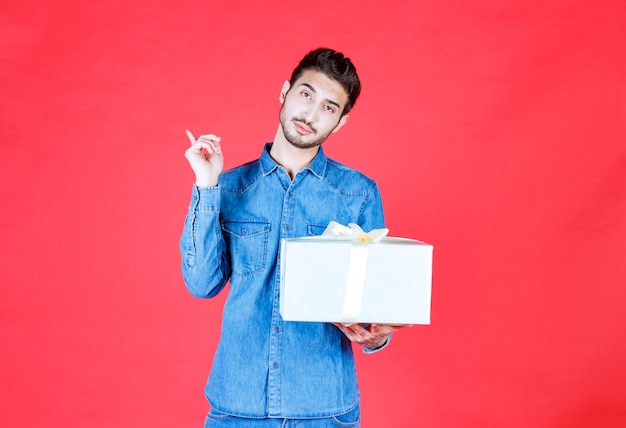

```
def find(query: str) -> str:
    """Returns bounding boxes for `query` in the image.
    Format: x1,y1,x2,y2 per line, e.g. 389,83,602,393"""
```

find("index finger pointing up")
185,129,196,145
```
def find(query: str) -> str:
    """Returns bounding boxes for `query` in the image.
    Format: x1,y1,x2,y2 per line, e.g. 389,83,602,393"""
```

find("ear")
332,115,350,134
279,80,290,104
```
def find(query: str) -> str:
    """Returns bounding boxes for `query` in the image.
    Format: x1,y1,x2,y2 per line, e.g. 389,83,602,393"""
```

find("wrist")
194,175,219,188
367,336,388,350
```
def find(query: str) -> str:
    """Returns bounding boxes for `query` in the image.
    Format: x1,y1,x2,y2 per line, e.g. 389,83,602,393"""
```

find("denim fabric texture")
181,144,385,419
203,401,360,427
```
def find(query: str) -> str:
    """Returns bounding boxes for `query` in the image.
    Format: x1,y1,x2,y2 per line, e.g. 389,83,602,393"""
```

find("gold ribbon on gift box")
321,222,389,323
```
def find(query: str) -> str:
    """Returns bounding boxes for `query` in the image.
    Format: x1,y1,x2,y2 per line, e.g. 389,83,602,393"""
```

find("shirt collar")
260,143,279,176
259,143,328,179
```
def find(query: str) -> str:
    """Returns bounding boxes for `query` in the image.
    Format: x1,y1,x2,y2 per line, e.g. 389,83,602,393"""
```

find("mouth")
293,120,313,135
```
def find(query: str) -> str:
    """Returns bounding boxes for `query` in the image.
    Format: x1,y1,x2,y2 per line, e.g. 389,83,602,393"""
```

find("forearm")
180,185,230,298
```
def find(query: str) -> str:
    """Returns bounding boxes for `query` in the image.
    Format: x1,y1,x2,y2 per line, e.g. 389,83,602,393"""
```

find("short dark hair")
289,48,361,115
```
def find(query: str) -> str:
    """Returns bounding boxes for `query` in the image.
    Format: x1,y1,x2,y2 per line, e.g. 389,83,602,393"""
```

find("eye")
325,104,337,114
301,91,311,99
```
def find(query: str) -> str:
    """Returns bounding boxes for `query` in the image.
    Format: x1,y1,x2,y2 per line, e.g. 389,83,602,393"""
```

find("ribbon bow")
322,221,389,243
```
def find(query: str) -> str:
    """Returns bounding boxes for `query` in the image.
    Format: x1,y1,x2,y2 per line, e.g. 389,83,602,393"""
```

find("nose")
302,104,320,124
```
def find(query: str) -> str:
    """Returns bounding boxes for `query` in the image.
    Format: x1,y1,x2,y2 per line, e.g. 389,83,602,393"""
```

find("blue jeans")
203,402,360,428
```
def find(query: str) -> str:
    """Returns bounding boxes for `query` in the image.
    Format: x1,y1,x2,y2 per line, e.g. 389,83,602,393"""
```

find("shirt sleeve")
179,185,231,298
357,181,386,231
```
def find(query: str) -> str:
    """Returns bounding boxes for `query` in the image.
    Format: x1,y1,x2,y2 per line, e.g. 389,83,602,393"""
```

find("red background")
1,1,625,427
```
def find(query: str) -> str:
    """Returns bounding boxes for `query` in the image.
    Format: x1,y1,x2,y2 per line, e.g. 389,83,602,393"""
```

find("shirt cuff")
191,184,221,211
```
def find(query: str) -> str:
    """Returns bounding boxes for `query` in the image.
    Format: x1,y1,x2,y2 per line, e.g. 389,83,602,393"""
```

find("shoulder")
218,159,262,193
323,157,379,196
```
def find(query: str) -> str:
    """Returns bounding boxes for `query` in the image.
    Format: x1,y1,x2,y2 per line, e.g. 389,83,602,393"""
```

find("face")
278,69,350,149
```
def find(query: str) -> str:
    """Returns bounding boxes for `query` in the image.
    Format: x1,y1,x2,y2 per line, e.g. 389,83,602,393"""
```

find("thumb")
185,129,196,145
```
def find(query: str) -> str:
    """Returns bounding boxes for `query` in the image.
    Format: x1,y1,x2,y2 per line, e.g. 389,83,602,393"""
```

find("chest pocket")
222,220,271,277
307,223,327,236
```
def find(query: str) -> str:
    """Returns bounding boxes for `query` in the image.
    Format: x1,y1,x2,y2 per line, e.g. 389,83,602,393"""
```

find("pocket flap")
222,220,271,238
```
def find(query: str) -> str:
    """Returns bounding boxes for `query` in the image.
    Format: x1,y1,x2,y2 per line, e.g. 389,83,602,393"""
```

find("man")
181,48,406,427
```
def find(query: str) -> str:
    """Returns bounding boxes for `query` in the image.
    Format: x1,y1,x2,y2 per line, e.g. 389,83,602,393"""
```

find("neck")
269,125,319,179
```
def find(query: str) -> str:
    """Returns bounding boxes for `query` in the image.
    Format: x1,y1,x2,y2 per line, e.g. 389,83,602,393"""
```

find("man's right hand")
184,129,224,187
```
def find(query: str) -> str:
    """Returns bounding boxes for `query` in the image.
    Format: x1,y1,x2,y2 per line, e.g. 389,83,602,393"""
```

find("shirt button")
272,362,279,369
274,327,281,333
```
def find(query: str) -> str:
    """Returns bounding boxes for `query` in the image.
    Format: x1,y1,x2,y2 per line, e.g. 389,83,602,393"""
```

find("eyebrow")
299,82,342,110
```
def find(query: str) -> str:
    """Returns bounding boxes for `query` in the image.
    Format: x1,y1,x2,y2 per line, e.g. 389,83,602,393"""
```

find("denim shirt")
180,143,386,418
